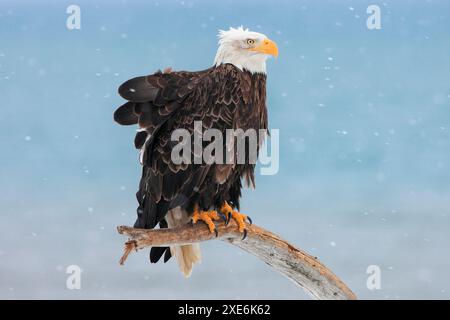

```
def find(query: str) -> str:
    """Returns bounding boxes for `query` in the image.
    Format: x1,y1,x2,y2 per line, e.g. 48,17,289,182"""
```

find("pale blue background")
1,0,449,299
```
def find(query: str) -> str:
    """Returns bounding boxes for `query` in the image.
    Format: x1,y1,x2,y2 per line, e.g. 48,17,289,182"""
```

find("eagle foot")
191,208,221,236
220,202,251,239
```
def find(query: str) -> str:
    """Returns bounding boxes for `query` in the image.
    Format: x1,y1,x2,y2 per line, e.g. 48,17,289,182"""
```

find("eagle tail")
166,207,201,278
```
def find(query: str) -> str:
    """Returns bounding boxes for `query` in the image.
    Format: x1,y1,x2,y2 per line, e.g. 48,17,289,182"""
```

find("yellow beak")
248,38,279,57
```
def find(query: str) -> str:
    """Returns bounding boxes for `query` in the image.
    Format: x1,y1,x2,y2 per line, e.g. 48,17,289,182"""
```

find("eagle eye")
246,39,255,46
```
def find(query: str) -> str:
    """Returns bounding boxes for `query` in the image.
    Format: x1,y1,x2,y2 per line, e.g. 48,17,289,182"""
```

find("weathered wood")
117,221,357,300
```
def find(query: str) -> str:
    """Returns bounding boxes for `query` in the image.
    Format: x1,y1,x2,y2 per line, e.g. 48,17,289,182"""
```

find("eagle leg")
191,207,221,237
220,202,252,238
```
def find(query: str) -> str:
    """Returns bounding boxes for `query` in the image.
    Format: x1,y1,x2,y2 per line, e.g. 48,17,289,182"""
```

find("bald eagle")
114,27,278,277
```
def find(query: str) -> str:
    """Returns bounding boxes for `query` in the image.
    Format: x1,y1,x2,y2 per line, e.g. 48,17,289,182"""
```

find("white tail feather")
166,207,201,278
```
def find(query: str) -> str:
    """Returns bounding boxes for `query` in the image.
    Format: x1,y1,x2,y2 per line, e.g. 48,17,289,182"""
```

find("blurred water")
0,0,449,299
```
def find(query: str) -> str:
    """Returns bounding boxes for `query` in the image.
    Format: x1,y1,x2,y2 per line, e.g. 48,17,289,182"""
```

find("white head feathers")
214,26,277,74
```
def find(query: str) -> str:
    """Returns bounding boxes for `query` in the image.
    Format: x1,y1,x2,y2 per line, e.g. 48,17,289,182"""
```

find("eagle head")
214,26,279,74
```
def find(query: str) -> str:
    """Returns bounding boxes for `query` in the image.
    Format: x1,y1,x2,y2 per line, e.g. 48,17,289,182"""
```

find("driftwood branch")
117,221,357,300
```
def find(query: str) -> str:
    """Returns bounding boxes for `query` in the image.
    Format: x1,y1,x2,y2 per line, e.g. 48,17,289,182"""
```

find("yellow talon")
231,211,247,232
191,207,220,234
221,201,233,213
220,201,250,233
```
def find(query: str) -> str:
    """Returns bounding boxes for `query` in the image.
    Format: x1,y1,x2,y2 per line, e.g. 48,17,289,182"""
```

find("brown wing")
115,68,209,227
114,64,249,234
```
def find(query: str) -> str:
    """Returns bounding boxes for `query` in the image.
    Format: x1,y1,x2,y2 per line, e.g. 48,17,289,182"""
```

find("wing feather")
113,102,138,125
